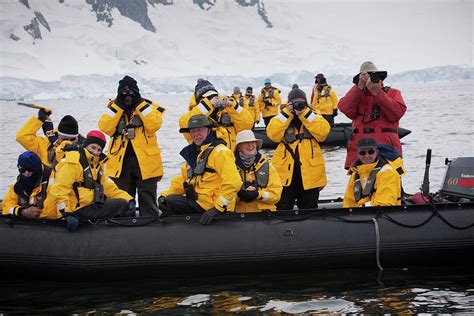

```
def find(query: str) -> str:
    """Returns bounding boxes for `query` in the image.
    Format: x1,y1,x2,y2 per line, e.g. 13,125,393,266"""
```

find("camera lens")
293,101,306,111
370,72,381,83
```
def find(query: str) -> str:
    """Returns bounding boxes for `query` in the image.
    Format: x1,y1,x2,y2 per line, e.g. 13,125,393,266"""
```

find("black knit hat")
58,115,79,138
288,88,307,103
118,75,139,94
194,79,217,101
246,86,253,93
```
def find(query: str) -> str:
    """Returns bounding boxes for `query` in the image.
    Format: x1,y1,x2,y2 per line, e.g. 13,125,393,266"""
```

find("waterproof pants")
112,152,160,217
276,163,320,210
75,198,128,219
165,195,205,215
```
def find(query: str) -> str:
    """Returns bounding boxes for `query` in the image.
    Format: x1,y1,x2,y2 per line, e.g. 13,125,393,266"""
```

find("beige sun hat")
353,61,388,83
235,130,263,151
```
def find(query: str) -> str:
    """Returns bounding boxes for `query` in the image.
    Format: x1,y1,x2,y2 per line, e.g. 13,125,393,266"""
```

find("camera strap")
283,143,301,166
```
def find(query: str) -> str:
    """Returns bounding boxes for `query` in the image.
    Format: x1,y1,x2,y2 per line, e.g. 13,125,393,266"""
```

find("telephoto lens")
293,101,306,111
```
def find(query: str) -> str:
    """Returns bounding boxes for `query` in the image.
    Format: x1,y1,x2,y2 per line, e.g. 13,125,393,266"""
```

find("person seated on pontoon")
343,137,405,208
234,130,282,212
159,114,242,225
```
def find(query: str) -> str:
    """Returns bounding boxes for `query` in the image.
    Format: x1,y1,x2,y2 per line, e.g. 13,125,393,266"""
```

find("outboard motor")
439,157,474,202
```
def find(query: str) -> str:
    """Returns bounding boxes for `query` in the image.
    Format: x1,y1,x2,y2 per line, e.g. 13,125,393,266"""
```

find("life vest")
247,96,255,107
115,112,144,136
283,120,313,144
240,158,270,189
316,85,332,103
260,87,278,108
186,139,225,179
13,165,52,209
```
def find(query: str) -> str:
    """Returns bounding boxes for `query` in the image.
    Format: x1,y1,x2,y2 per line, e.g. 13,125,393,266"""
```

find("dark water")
1,268,473,313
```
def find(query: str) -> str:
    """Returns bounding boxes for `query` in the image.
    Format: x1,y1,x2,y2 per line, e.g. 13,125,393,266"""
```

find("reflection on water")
1,268,473,313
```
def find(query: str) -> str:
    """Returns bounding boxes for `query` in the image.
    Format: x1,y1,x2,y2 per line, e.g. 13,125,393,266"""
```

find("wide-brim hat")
235,130,263,151
353,61,388,83
179,114,213,133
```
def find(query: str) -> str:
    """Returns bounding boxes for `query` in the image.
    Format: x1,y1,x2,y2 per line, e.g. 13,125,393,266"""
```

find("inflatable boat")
253,123,412,149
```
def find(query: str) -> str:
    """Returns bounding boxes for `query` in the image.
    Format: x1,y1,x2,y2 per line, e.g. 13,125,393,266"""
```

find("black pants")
276,163,320,210
75,198,128,219
263,115,276,127
113,153,160,217
165,195,205,215
322,114,334,127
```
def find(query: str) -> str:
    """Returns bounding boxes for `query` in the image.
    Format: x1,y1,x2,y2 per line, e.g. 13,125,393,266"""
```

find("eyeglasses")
121,89,135,96
18,167,33,174
358,149,376,156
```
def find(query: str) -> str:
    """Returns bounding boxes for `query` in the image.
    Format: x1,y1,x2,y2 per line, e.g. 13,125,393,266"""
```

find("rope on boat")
372,217,384,271
380,211,436,228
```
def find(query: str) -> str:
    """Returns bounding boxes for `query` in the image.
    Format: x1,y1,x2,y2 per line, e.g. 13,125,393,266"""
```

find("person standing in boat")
16,112,81,168
2,151,58,219
98,75,165,217
179,79,254,151
242,87,260,126
257,78,282,126
159,114,242,225
234,130,282,212
338,61,407,169
343,137,405,207
310,73,338,126
267,88,330,210
49,130,136,231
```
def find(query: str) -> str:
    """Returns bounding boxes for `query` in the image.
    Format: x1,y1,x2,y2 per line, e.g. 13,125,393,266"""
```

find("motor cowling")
440,157,474,201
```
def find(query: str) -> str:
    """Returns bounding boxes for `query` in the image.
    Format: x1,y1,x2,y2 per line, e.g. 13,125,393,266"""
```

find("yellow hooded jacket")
2,167,59,219
267,107,330,190
235,154,282,212
242,94,260,123
343,158,404,208
257,87,282,118
311,85,338,115
49,149,132,214
161,142,242,212
179,96,254,151
98,99,165,180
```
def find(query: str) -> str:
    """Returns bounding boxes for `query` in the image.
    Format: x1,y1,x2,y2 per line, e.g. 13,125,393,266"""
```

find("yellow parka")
188,94,197,111
235,154,282,212
267,107,330,190
49,149,132,214
242,95,260,123
161,142,242,212
311,85,338,115
98,99,165,180
16,116,74,167
179,96,254,151
2,169,59,219
257,87,282,118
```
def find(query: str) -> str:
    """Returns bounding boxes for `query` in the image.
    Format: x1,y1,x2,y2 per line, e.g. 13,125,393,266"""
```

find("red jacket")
338,84,407,168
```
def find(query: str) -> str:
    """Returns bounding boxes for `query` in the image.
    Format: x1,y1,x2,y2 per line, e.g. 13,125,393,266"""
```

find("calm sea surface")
0,81,472,313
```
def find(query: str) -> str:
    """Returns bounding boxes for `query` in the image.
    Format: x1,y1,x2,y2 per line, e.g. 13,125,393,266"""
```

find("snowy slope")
0,0,472,99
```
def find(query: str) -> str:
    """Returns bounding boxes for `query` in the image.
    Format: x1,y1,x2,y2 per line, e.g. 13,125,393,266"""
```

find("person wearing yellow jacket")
98,75,164,217
16,113,80,167
310,73,338,126
159,115,242,225
179,79,254,151
242,86,260,125
234,130,282,213
267,88,330,210
257,78,282,126
2,151,58,219
343,137,405,208
49,131,135,231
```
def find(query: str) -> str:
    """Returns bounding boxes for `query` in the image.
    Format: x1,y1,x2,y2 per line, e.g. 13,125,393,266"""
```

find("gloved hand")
65,213,80,232
199,208,220,225
125,199,137,217
237,189,259,202
38,108,52,122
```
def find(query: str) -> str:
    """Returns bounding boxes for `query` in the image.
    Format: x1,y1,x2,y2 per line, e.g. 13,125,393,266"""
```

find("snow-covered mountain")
1,0,472,100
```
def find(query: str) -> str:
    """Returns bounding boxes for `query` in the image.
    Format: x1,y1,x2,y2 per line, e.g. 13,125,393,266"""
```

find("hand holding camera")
366,76,382,96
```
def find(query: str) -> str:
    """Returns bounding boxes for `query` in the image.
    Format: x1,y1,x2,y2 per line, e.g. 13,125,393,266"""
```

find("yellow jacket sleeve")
207,145,242,212
48,157,82,213
98,102,125,137
370,165,402,207
330,89,339,110
342,174,357,208
266,108,294,142
297,107,331,142
16,116,50,164
225,102,254,133
258,163,282,205
102,176,133,201
2,185,23,216
161,164,187,197
136,101,163,134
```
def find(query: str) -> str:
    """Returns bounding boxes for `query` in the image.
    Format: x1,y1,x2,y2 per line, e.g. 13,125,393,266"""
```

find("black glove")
199,208,220,225
333,108,338,116
158,195,172,215
61,211,80,232
237,189,259,202
38,108,52,122
125,200,136,217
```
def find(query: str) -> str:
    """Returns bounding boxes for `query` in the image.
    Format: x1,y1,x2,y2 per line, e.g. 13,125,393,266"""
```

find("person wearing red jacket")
338,61,407,169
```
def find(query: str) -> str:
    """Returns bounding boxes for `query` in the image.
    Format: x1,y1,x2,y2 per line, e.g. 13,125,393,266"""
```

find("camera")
293,101,307,111
369,72,382,83
126,127,135,139
215,97,228,108
93,184,105,204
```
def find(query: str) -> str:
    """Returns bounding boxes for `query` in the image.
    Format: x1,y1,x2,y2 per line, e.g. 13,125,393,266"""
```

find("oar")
17,102,56,144
17,102,52,113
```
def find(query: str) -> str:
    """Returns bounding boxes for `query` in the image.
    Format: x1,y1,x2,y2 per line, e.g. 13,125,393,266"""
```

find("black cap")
357,137,378,150
118,75,139,94
58,115,79,138
246,86,253,93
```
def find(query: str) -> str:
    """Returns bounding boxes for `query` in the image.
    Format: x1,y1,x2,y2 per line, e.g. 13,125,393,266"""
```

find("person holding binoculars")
338,61,407,169
98,75,166,217
266,88,330,210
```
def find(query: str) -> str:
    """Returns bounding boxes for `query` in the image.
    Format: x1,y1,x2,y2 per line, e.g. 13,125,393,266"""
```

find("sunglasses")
121,89,135,96
18,167,33,174
358,149,376,156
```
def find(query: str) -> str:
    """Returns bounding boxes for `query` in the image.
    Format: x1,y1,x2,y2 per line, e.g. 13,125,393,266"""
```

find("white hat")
235,130,263,151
